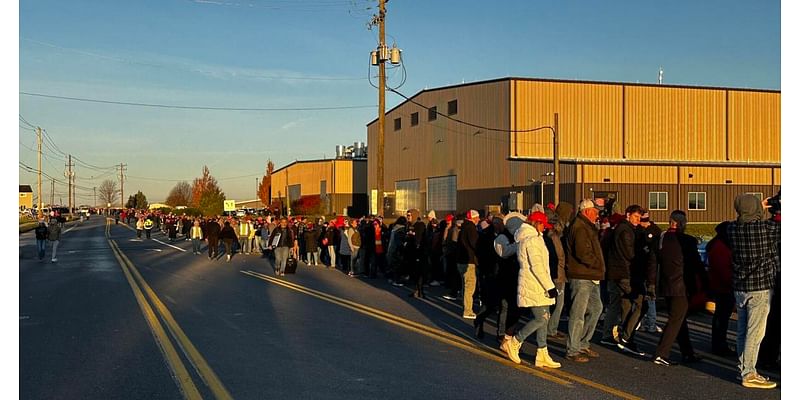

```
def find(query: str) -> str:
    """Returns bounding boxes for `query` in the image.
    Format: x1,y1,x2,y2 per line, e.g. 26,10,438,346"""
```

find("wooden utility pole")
376,0,386,217
36,127,42,218
51,178,55,208
553,113,560,205
118,163,127,208
66,155,74,213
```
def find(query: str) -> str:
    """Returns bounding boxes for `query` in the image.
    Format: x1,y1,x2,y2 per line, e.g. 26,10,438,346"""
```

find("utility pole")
118,163,127,208
377,0,386,217
65,155,74,214
554,113,560,205
36,127,42,218
51,178,55,207
93,186,97,208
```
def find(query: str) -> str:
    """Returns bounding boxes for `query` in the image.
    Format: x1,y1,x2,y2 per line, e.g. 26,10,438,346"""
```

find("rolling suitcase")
284,255,298,274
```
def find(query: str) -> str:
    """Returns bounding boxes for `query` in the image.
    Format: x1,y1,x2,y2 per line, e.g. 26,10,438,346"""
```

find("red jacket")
706,238,733,295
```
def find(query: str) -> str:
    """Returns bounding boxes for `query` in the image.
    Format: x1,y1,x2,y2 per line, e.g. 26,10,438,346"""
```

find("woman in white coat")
501,211,561,368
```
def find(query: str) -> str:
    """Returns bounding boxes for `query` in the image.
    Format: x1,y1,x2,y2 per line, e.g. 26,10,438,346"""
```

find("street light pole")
553,113,559,205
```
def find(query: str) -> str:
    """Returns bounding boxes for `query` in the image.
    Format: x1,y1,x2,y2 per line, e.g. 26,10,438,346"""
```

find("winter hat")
669,210,688,232
445,214,454,223
467,209,480,220
555,202,574,225
528,211,552,229
503,212,526,235
427,210,436,220
734,194,764,224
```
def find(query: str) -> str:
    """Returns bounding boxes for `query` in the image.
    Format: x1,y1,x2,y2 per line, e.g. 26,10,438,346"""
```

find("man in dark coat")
205,217,221,260
652,210,700,366
456,210,480,319
564,199,605,363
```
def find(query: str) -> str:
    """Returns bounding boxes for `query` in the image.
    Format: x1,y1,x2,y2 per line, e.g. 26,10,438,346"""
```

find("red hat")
527,211,552,229
546,202,555,211
445,214,454,222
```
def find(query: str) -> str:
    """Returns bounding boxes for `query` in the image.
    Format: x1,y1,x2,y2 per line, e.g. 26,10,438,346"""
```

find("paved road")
20,217,781,399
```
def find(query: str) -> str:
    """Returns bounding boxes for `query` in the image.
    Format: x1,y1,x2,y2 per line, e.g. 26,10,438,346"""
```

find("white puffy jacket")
515,223,556,308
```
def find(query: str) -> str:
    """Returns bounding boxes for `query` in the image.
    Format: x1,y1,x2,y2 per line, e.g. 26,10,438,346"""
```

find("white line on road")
63,225,77,234
151,238,187,252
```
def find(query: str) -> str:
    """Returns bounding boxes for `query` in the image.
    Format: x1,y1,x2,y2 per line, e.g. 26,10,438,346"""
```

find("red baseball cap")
445,214,454,222
527,211,552,229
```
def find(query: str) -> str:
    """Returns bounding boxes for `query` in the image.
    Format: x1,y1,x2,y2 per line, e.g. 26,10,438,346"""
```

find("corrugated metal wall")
270,160,366,198
582,165,677,184
728,90,781,162
512,81,622,159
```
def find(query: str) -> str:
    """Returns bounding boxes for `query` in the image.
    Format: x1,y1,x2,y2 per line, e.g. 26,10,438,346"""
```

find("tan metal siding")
728,91,781,162
271,160,364,198
680,166,772,185
773,168,780,185
625,86,726,161
582,165,677,184
513,81,622,160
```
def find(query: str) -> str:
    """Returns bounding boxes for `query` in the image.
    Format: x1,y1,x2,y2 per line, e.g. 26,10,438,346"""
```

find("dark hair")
625,204,644,215
395,216,408,226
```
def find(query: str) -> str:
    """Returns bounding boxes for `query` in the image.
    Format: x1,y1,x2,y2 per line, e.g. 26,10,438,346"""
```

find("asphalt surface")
20,217,781,399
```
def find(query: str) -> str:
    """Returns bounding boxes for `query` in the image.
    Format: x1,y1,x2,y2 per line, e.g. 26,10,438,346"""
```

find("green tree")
199,187,225,216
126,191,149,209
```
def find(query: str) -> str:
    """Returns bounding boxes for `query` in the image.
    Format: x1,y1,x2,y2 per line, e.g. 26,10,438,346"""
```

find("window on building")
447,99,458,115
395,180,420,213
688,192,706,210
427,175,457,212
746,192,763,201
648,192,668,210
288,184,301,203
394,117,401,131
411,112,419,127
428,106,437,121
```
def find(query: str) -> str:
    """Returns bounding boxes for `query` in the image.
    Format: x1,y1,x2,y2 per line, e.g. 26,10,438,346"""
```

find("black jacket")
456,220,479,265
657,229,703,297
205,221,221,239
34,225,49,240
303,227,320,252
220,224,237,241
607,220,636,281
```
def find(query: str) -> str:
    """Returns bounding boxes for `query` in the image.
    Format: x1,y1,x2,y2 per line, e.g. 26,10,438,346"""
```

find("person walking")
544,209,567,339
220,221,237,262
706,221,736,357
238,218,252,255
190,219,204,255
564,199,605,363
727,194,780,389
48,218,62,262
386,216,408,286
143,217,154,239
323,221,338,269
304,222,320,266
349,218,363,276
205,217,221,260
457,210,481,319
268,217,298,276
406,213,429,297
638,212,663,333
136,217,144,239
495,213,524,344
501,211,561,368
474,216,503,339
652,210,701,366
34,220,49,261
340,219,355,275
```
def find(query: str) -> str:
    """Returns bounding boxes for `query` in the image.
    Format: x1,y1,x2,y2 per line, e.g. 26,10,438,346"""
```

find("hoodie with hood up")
727,194,780,292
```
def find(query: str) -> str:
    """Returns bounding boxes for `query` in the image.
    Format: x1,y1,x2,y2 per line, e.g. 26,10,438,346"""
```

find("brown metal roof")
19,185,33,193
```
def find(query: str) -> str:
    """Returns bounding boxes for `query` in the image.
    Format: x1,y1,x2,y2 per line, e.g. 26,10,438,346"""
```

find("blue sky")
18,0,781,203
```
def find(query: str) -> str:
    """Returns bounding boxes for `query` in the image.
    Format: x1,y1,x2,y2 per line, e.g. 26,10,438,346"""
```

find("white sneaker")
504,336,522,364
51,258,57,263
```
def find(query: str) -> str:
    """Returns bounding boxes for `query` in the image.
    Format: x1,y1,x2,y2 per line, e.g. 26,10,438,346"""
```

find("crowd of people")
112,192,779,389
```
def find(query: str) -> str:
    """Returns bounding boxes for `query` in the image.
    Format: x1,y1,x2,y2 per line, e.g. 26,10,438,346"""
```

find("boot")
535,347,562,369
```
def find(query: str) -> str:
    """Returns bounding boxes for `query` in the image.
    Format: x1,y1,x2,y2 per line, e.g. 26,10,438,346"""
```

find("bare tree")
98,179,118,206
166,181,192,207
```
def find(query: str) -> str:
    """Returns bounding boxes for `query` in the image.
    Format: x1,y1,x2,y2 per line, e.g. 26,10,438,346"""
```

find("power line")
21,91,377,111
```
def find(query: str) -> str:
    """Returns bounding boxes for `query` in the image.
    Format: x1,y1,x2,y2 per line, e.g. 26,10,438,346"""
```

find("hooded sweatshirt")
727,194,780,292
515,223,556,308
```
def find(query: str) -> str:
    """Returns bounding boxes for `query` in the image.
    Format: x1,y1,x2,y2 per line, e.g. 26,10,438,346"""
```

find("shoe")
742,372,777,389
580,348,600,358
280,272,285,276
462,313,477,320
646,326,663,333
618,340,646,356
51,258,57,263
392,282,404,287
535,347,561,369
566,353,590,363
612,325,620,342
348,272,355,277
653,356,672,366
226,255,231,262
504,336,522,364
681,353,703,364
600,338,619,347
443,294,458,301
430,281,441,287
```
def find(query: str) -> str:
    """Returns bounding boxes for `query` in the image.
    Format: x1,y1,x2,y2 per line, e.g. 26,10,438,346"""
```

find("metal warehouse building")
366,77,780,223
271,158,368,217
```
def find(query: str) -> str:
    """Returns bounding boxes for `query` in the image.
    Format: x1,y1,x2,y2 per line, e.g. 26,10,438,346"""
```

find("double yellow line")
107,219,232,400
241,270,642,400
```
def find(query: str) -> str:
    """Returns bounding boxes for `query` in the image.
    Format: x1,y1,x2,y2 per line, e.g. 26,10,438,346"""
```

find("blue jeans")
192,238,202,253
567,279,603,356
36,239,47,259
642,298,657,330
735,289,773,377
516,306,550,348
548,282,566,335
275,247,289,274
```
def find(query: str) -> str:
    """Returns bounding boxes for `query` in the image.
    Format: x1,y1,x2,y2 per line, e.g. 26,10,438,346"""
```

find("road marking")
108,239,202,400
63,225,77,234
148,248,164,252
242,270,644,399
113,240,232,400
152,238,188,252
